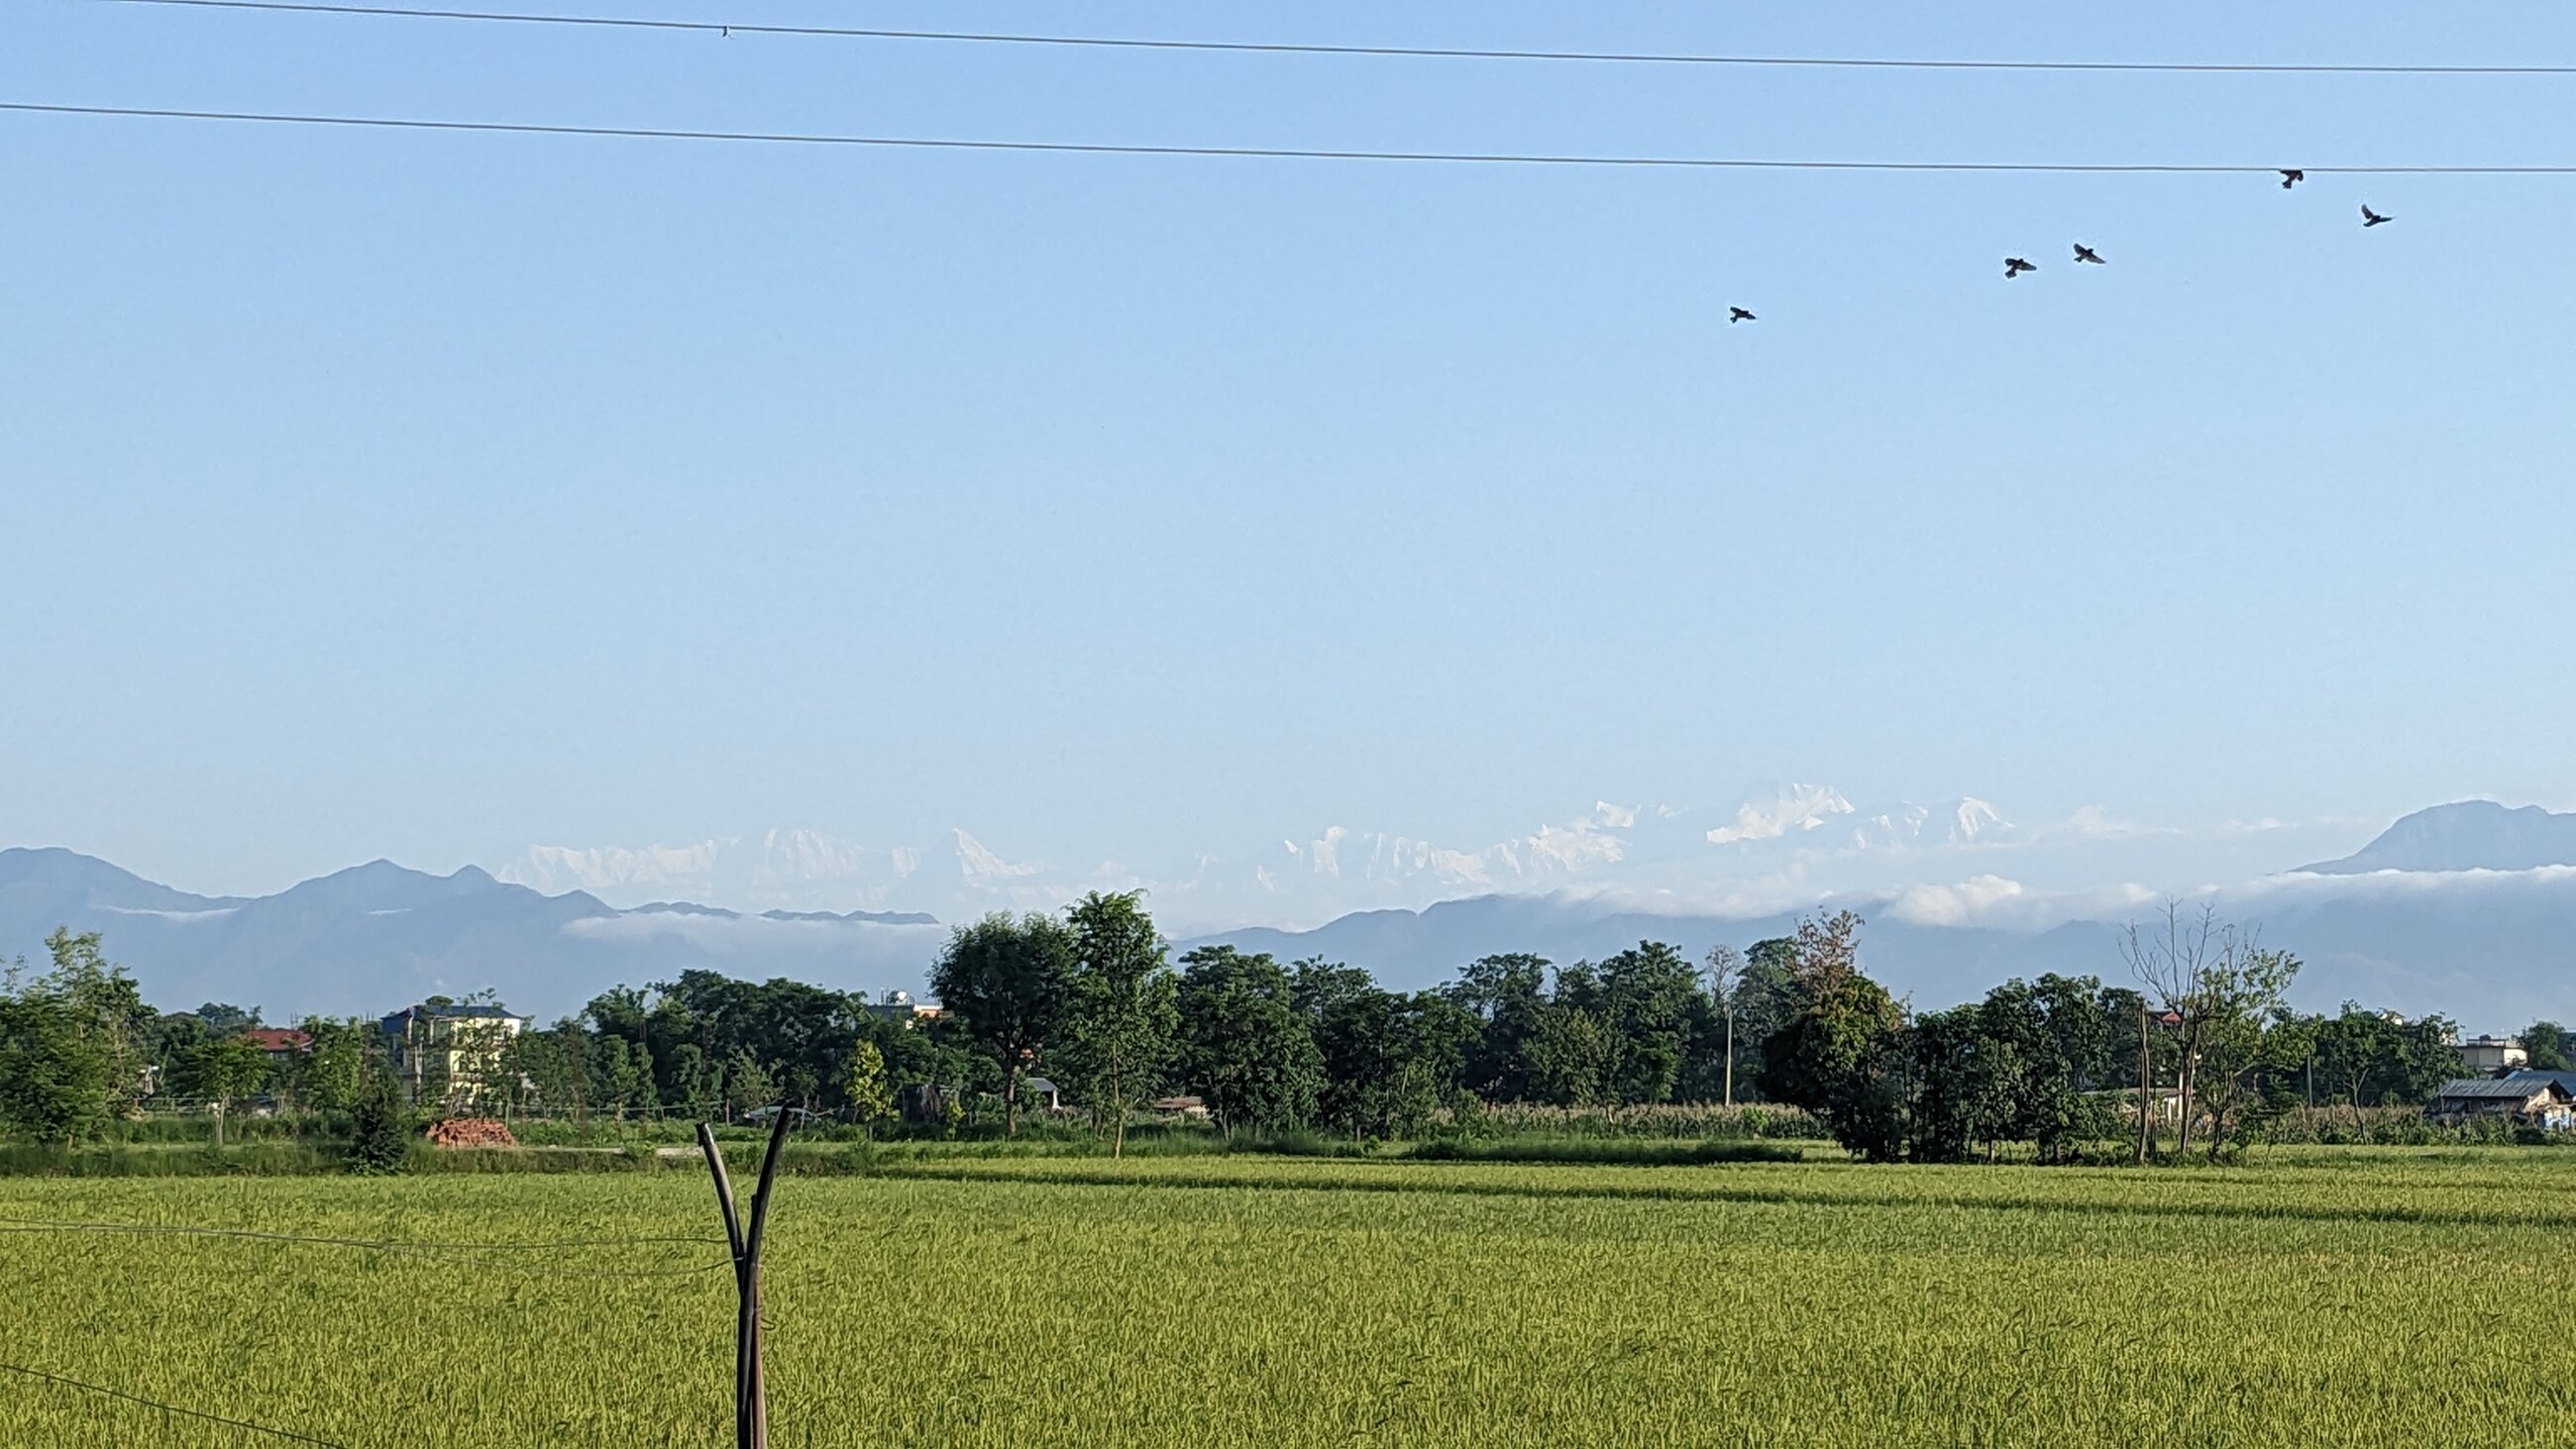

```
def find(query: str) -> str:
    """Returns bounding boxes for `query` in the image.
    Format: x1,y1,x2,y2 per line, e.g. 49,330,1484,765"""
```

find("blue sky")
7,1,2576,900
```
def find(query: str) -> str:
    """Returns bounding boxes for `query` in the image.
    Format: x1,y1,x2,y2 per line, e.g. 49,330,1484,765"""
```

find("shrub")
345,1065,413,1175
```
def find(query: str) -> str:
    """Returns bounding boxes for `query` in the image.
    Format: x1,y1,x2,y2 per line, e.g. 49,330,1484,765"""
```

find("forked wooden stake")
699,1105,795,1449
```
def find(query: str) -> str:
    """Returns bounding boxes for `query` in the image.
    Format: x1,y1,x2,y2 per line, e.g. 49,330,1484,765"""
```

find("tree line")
0,900,2522,1163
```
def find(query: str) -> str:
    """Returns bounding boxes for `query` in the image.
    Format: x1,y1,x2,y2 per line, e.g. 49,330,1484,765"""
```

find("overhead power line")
1,1362,350,1447
85,0,2576,77
11,101,2576,174
0,1215,721,1250
0,1215,732,1277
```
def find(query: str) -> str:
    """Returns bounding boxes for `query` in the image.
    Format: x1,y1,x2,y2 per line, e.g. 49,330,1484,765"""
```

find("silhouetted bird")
2073,245,2105,264
2003,257,2037,278
1729,307,1756,324
2280,169,2305,189
2362,204,2393,227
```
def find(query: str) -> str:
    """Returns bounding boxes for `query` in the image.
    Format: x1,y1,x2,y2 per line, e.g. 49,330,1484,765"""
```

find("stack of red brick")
424,1117,519,1149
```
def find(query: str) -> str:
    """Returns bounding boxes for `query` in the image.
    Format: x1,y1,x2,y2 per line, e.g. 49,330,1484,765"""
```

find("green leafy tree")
669,1041,718,1119
294,1017,375,1117
1591,941,1706,1104
931,912,1076,1134
192,1002,263,1037
346,1057,413,1173
0,931,151,1143
721,1047,780,1121
2522,1020,2572,1074
1175,946,1322,1134
1723,939,1802,1104
1297,962,1470,1139
0,962,110,1143
1444,953,1552,1101
1906,1004,2014,1164
172,1035,271,1145
1758,911,1907,1161
1058,891,1179,1157
1524,994,1615,1107
842,1039,895,1135
2175,942,2303,1160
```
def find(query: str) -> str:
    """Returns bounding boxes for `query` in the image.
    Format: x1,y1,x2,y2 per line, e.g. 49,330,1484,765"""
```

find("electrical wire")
0,1362,350,1447
0,1217,735,1277
10,101,2576,173
81,0,2576,78
0,1216,722,1249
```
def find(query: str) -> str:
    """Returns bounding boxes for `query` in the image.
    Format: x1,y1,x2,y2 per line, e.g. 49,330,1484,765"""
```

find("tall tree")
1297,962,1474,1139
1174,946,1322,1134
1058,891,1178,1157
0,931,152,1143
930,912,1076,1135
1727,939,1802,1103
293,1017,376,1117
1757,912,1907,1161
2120,903,2227,1159
2189,947,2303,1159
2522,1020,2573,1074
842,1039,895,1136
1592,941,1706,1104
1444,953,1552,1101
171,1035,270,1145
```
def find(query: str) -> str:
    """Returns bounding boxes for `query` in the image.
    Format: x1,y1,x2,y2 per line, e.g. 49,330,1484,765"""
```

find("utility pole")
2134,1002,2151,1167
1723,1001,1735,1109
700,1105,795,1449
1706,944,1741,1110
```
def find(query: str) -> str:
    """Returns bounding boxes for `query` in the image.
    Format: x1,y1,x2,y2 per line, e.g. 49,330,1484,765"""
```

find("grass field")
3,1148,2571,1446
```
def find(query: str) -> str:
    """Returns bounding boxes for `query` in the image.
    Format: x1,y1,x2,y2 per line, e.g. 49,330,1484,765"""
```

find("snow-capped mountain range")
493,784,2016,930
11,800,2576,1024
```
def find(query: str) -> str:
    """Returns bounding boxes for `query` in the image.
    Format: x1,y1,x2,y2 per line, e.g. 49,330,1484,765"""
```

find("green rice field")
3,1148,2571,1446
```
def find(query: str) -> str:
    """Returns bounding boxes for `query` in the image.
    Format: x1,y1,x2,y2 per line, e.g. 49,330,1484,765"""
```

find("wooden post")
700,1104,795,1449
2134,1003,2152,1166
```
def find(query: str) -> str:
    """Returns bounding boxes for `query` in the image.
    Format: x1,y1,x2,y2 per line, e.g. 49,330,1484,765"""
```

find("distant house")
2426,1077,2574,1129
242,1027,311,1061
1021,1077,1062,1113
379,1002,528,1107
2458,1036,2529,1075
1150,1094,1209,1120
864,991,944,1027
2503,1069,2576,1099
2108,1087,2183,1124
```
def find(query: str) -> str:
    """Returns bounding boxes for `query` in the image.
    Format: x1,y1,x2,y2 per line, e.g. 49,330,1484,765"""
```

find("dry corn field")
3,1149,2571,1447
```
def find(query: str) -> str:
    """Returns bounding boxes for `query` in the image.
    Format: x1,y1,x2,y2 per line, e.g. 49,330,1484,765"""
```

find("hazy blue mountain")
1190,875,2576,1029
2300,801,2576,875
0,849,944,1021
1191,898,2120,1015
11,827,2575,1032
0,846,249,921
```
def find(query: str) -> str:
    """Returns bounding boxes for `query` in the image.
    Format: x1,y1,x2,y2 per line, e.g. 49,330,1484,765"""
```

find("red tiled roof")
242,1027,311,1054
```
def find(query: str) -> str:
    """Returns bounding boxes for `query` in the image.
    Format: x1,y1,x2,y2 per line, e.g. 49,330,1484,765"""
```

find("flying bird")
2362,204,2393,227
2279,169,2305,189
2003,257,2037,278
1728,306,1756,324
2073,245,2105,264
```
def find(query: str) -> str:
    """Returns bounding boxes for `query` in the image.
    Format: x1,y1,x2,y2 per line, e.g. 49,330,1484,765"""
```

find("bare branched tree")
2120,901,2295,1161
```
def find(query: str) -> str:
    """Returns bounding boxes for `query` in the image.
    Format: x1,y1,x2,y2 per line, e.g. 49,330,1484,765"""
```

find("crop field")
3,1149,2572,1447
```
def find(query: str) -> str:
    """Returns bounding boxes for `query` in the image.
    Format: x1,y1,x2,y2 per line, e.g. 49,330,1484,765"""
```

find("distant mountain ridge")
2299,801,2576,875
13,798,2576,1031
0,848,942,1022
